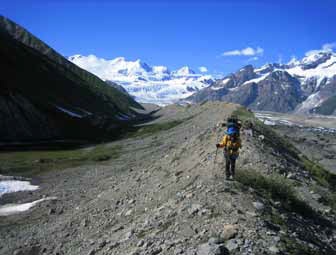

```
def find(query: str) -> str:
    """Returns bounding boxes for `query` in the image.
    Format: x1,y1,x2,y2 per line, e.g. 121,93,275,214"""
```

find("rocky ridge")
1,102,336,255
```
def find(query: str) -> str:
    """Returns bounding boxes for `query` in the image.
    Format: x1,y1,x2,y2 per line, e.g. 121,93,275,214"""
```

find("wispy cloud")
278,54,283,64
247,56,259,62
198,66,208,73
322,43,336,51
305,42,336,56
221,47,264,57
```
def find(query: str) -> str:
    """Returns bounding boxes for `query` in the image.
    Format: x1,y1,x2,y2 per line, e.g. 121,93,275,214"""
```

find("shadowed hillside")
0,16,145,143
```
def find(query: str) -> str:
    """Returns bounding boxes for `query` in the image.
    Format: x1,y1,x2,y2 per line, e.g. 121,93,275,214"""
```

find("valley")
256,111,336,175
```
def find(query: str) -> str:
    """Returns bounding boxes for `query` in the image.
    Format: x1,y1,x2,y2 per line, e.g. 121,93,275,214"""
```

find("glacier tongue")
68,55,214,105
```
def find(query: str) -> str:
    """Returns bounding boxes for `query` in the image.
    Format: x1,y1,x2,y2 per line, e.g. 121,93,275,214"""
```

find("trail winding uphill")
1,102,336,255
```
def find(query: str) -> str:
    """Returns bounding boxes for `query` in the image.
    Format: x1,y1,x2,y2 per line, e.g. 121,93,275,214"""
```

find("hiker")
216,119,242,180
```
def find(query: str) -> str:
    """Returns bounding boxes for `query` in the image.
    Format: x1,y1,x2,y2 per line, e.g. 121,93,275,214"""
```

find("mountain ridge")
185,51,336,115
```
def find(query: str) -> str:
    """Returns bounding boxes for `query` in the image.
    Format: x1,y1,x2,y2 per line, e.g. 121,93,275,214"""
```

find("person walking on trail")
216,126,242,180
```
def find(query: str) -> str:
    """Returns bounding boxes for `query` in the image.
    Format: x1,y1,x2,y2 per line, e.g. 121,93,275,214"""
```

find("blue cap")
228,127,237,135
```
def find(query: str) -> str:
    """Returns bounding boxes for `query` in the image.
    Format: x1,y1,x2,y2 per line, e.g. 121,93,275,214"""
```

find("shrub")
236,169,316,219
302,158,336,190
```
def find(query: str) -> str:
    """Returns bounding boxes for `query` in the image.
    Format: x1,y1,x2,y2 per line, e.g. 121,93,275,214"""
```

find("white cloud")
322,43,336,51
305,42,336,56
221,47,264,57
247,56,259,62
305,50,319,56
198,66,208,73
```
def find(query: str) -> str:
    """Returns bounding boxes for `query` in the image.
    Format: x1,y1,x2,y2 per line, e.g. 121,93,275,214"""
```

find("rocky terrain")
1,102,336,255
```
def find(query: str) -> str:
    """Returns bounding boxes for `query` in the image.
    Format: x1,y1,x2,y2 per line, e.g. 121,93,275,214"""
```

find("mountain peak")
242,64,254,69
176,66,196,76
152,65,170,74
112,57,126,63
287,57,300,67
301,51,332,70
134,59,152,72
68,54,82,61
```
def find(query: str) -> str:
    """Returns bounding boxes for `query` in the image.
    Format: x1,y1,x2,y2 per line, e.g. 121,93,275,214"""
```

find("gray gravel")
1,102,336,255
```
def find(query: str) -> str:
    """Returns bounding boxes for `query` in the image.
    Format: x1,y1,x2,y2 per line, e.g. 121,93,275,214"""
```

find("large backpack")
226,115,241,136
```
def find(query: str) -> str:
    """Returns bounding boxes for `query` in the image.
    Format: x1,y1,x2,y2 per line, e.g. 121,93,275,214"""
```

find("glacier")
68,55,214,105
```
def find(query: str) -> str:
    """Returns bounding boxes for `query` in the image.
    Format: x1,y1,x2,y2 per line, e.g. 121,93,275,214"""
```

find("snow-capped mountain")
186,51,336,115
68,55,214,105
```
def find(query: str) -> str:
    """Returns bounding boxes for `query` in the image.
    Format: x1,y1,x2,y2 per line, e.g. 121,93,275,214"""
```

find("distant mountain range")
185,52,336,115
70,52,336,115
0,16,143,143
68,55,214,105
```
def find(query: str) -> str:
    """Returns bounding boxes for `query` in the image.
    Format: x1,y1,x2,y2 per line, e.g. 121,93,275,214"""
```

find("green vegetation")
127,120,184,138
302,157,336,190
280,237,317,255
269,209,286,226
0,144,122,177
236,169,316,219
122,116,195,140
232,106,254,120
0,118,186,177
301,158,336,211
320,192,336,211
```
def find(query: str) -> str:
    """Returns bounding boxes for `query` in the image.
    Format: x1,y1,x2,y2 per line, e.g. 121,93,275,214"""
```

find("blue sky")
1,0,336,76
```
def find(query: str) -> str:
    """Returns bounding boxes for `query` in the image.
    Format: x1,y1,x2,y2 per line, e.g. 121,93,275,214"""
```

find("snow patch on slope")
295,92,325,113
0,180,39,197
0,197,57,216
55,106,83,118
243,74,268,85
222,78,230,84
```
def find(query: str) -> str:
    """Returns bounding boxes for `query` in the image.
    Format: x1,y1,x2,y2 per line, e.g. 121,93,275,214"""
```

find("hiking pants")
225,155,236,178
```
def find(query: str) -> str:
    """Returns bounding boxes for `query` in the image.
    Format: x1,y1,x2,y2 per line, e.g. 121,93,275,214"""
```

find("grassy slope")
0,144,122,177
